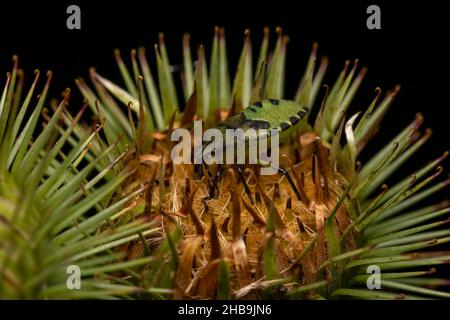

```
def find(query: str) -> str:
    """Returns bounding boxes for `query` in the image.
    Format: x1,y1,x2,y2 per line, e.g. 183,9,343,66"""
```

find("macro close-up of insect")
194,98,310,205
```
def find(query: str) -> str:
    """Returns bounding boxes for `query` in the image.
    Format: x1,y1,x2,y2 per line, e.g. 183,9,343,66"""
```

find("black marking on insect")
223,112,248,129
290,116,300,125
248,106,257,113
280,122,291,131
297,110,307,119
247,120,270,130
253,101,263,108
269,98,280,105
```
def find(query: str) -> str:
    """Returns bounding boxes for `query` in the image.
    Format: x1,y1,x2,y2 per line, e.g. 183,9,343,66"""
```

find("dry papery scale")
0,27,449,300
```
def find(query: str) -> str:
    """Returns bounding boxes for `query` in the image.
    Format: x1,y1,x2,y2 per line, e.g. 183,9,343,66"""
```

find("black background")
0,0,448,182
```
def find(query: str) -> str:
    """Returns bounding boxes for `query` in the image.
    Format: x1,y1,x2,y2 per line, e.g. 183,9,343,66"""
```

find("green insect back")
196,99,309,163
201,99,308,165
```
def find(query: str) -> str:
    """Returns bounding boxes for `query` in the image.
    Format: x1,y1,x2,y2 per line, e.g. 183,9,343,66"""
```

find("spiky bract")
0,28,449,300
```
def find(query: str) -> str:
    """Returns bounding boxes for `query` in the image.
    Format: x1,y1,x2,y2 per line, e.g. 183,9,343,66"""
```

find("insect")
195,98,309,204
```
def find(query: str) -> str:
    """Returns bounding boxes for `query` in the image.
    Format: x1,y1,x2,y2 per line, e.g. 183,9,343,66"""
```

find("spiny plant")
1,27,449,300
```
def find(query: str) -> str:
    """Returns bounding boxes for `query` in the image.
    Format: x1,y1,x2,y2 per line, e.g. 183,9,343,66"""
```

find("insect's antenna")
236,165,255,205
214,164,226,184
277,167,302,201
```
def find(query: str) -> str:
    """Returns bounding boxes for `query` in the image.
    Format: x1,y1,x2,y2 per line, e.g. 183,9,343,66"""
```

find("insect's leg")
193,164,203,180
236,165,255,205
214,164,226,184
277,167,302,201
257,158,302,201
203,163,220,196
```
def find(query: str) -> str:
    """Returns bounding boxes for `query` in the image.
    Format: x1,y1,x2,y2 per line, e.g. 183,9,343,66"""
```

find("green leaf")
365,207,450,240
287,280,328,296
114,49,138,97
265,28,286,99
155,41,178,124
217,258,231,300
231,30,252,111
331,288,428,300
182,33,194,100
380,279,450,299
263,203,278,280
137,47,165,130
10,72,52,176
